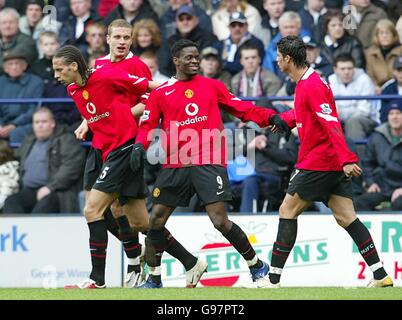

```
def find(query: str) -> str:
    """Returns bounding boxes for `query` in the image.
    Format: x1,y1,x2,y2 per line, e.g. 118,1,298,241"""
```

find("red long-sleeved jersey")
136,75,281,168
67,68,148,161
280,68,358,171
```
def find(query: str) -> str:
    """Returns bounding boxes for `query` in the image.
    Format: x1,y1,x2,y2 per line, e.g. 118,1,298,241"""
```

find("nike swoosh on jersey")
70,90,77,95
165,89,176,96
216,191,225,195
95,180,105,184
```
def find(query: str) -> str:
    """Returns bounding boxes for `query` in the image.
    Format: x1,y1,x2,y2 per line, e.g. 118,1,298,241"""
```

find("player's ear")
172,56,179,65
71,61,78,72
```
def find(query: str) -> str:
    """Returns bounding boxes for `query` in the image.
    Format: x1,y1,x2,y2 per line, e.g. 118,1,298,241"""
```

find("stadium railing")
2,94,401,148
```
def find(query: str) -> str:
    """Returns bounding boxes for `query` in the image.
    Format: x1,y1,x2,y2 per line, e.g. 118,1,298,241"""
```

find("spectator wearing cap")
160,4,219,77
347,0,387,49
328,53,378,141
212,0,261,41
19,0,61,48
0,50,43,143
381,56,402,123
354,100,402,212
199,46,234,125
365,19,402,93
0,7,38,72
305,39,333,79
298,0,327,44
159,0,212,42
105,0,159,27
217,11,265,75
320,10,365,70
253,0,286,48
231,43,281,102
199,46,232,90
262,11,311,81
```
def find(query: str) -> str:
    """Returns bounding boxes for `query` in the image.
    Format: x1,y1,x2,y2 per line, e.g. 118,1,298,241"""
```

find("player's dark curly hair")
54,45,91,85
171,39,199,58
277,36,308,68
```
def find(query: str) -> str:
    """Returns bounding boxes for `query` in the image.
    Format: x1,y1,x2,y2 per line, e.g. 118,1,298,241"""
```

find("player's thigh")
328,194,357,228
191,165,232,205
84,189,117,223
152,167,194,207
122,198,149,232
279,193,312,219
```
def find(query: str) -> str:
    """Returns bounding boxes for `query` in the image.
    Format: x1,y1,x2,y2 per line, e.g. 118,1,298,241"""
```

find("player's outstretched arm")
148,81,160,91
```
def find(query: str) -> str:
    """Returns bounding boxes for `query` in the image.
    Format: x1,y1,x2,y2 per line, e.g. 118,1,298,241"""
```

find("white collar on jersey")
97,51,134,61
301,67,315,81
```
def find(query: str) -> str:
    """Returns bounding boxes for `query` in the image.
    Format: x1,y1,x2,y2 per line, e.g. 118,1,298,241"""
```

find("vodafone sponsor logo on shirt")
85,102,110,124
176,103,208,127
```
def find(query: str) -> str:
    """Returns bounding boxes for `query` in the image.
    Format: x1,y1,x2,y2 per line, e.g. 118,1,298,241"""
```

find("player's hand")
74,120,88,141
130,143,145,172
269,115,291,140
367,183,381,193
343,163,362,177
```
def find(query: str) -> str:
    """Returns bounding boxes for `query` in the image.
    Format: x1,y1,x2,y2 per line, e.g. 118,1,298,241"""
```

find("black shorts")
83,147,103,191
85,141,149,201
152,165,232,207
286,169,353,205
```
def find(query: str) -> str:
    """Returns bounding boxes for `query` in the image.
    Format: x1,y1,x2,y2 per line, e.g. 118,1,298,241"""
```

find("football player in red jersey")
73,20,206,288
53,45,160,289
75,19,153,288
130,39,291,288
257,36,393,288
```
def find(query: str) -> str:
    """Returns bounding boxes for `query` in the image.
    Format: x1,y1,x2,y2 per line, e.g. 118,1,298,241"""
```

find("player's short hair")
171,39,198,58
277,35,308,68
334,53,355,66
107,19,132,35
54,45,90,85
39,31,59,43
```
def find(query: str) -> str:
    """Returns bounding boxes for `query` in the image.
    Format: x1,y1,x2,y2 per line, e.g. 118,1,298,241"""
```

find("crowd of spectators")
0,0,401,213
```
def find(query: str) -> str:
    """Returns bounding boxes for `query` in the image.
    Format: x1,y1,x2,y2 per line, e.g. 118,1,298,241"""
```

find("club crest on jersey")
82,90,89,100
184,89,194,98
153,188,160,198
320,103,332,114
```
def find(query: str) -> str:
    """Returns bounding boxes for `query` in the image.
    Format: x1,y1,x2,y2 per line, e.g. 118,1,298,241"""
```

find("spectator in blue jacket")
0,50,43,143
354,100,402,211
159,0,212,42
218,11,265,75
262,11,311,81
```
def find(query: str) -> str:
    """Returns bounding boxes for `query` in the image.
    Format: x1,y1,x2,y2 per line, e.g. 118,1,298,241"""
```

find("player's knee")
210,214,230,233
131,220,149,232
83,203,103,222
333,211,355,228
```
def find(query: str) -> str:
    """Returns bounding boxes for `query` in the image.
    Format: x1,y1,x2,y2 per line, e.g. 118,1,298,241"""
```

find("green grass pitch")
0,287,400,300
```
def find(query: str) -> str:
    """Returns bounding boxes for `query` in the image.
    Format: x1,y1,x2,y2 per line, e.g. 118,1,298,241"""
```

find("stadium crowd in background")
0,0,401,216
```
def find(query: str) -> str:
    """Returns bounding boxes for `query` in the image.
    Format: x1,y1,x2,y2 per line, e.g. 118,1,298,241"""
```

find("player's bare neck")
175,73,194,81
111,54,125,63
293,66,309,84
